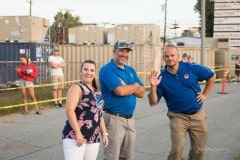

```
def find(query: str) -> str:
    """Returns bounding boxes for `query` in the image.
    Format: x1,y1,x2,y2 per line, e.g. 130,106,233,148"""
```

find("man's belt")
104,110,132,119
181,108,200,115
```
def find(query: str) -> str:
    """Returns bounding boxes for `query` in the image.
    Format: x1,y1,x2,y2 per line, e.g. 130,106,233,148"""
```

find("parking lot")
0,82,240,160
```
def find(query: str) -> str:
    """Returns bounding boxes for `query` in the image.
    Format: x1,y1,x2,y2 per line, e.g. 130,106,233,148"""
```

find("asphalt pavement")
0,82,240,160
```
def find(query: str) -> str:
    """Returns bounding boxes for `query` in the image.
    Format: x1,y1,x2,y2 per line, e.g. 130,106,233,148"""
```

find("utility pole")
163,0,167,48
170,21,180,43
27,0,32,16
201,0,206,66
101,22,109,44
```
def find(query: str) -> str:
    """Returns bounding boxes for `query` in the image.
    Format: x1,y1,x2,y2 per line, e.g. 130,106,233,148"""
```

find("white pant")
63,139,100,160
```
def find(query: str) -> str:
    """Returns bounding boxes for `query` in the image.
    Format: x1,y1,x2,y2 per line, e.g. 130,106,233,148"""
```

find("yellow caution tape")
0,97,66,110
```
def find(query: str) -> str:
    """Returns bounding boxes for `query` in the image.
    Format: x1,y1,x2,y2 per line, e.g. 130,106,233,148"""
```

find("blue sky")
1,0,199,36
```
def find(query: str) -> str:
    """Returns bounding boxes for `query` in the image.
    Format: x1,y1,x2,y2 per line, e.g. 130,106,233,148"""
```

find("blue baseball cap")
114,40,133,51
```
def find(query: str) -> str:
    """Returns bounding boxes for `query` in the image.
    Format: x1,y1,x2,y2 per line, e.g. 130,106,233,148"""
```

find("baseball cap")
53,46,59,51
182,53,188,58
114,40,133,51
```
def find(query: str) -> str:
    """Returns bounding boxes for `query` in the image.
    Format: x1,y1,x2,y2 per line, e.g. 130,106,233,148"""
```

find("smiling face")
80,62,96,85
163,47,180,68
113,48,131,68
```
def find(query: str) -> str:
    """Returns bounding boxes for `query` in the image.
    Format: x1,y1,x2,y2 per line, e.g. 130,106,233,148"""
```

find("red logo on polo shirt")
184,74,189,79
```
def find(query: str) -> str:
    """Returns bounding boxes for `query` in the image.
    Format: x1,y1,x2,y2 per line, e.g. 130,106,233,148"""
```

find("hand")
197,92,207,103
134,82,139,88
15,67,21,72
76,132,85,147
102,135,109,148
149,70,161,86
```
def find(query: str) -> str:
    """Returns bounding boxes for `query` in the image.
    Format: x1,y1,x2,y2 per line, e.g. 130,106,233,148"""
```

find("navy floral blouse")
62,82,104,143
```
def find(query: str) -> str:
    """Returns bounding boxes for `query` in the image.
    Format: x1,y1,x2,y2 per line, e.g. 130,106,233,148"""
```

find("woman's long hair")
80,60,98,89
19,54,29,65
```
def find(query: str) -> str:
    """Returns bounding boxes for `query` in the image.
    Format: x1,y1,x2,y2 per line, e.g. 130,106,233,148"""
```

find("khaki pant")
167,108,208,160
103,112,136,160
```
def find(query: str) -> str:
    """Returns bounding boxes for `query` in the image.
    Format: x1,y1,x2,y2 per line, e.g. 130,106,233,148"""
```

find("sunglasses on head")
118,42,131,48
115,40,132,51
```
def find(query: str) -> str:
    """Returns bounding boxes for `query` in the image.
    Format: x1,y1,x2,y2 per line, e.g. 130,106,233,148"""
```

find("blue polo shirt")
157,62,214,113
99,60,144,115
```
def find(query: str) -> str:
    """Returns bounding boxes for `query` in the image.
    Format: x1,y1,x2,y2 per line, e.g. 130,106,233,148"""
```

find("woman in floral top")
62,60,108,160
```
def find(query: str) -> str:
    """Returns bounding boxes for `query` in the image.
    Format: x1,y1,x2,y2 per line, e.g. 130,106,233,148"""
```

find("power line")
170,21,180,42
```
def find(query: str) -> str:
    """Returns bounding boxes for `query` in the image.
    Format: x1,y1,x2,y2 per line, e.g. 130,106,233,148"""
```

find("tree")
194,0,214,37
181,30,194,37
49,11,82,44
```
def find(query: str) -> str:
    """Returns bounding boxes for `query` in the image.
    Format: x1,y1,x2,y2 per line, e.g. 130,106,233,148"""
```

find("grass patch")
0,85,67,116
235,155,240,160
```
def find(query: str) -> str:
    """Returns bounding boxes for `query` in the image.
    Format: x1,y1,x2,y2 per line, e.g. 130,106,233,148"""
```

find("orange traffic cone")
218,68,229,94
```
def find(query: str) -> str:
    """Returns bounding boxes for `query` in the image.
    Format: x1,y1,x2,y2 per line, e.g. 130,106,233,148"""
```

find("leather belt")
104,110,132,119
181,109,200,115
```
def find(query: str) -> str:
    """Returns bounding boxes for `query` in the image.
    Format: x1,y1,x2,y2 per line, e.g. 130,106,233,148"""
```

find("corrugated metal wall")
178,47,215,68
0,42,50,84
56,44,161,86
0,43,217,86
56,44,215,86
215,48,240,78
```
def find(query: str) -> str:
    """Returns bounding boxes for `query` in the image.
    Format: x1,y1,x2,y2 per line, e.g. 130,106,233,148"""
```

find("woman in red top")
15,54,41,115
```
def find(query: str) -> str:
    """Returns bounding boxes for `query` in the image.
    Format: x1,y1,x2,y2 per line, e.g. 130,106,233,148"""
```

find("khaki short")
19,79,33,88
51,75,64,89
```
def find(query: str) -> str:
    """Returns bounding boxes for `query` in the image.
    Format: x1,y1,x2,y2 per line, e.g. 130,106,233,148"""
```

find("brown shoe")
35,111,41,115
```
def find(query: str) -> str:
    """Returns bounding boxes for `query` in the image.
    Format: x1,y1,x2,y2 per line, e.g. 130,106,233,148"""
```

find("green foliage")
50,11,82,44
235,155,240,160
194,0,214,37
181,30,194,37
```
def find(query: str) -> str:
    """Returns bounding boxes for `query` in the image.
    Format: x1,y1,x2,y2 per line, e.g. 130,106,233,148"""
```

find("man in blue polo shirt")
99,40,145,160
148,44,216,160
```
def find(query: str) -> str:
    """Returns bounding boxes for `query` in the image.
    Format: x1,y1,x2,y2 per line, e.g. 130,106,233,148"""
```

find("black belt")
104,110,132,119
181,109,199,115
